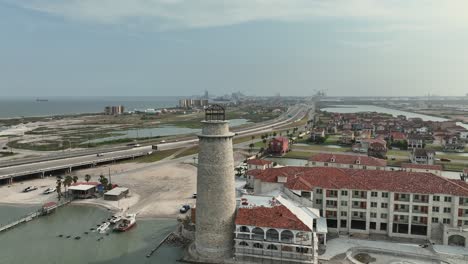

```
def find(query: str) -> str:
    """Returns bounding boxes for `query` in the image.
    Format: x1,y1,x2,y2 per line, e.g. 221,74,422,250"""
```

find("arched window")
296,232,310,243
253,243,263,249
267,244,278,250
266,229,279,241
252,227,264,240
281,230,294,242
239,241,249,247
239,226,250,233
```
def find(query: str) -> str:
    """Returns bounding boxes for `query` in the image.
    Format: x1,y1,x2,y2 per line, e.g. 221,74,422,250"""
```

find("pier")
146,232,174,258
0,200,71,233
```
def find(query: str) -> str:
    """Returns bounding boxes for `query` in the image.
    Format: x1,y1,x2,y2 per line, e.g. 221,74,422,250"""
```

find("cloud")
6,0,468,31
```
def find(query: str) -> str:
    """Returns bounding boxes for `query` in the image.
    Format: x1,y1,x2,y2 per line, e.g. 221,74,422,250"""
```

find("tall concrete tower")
189,105,236,263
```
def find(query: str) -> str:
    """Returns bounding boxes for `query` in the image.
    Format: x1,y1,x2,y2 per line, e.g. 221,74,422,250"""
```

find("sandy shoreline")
0,159,198,220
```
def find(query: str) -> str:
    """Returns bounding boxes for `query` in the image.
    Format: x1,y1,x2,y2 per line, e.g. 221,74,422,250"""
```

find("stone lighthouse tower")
189,105,236,263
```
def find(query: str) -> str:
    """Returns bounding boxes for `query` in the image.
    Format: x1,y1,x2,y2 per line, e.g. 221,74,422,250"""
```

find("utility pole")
108,167,112,185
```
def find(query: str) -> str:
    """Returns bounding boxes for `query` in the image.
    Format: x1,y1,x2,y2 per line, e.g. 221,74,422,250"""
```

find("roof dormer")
330,155,336,163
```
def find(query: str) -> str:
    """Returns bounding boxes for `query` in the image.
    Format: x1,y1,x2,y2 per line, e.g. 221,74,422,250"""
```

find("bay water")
0,204,182,264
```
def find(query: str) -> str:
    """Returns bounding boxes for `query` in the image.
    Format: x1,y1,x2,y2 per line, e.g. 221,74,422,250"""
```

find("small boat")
97,222,111,233
109,215,122,224
113,214,136,232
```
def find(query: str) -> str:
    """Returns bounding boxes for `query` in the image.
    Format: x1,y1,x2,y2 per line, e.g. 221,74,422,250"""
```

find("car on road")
43,187,56,194
440,158,451,162
2,146,7,150
160,140,166,143
96,153,104,157
23,186,38,193
179,205,191,214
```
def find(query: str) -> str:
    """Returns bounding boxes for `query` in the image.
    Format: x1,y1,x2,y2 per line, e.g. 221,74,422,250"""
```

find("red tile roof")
252,167,468,196
391,132,407,141
402,163,442,171
272,137,288,143
235,205,311,231
309,153,386,167
246,159,273,166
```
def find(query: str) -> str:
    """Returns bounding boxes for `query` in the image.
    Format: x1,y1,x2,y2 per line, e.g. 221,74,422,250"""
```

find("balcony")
394,207,409,213
351,215,366,221
413,196,429,204
352,202,367,209
394,193,410,202
411,219,428,225
412,206,428,214
393,216,409,224
352,192,367,199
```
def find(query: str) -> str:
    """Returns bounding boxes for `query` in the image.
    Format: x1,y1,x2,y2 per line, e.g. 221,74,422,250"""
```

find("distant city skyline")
0,1,467,97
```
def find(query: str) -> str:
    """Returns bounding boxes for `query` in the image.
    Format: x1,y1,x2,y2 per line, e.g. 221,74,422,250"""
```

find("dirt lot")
0,159,197,219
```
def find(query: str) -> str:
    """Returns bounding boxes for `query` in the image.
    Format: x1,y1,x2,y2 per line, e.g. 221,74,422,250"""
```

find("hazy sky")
1,0,468,97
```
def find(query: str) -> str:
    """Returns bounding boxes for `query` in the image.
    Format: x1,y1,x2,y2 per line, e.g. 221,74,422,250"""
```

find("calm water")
321,105,448,121
0,97,181,118
0,205,183,264
87,119,250,143
321,105,468,130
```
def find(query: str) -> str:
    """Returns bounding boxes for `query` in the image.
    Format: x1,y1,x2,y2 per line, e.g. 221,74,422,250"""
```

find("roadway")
0,103,314,181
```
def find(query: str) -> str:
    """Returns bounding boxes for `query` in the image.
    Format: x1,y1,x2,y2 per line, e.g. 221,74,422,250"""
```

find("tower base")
184,242,232,264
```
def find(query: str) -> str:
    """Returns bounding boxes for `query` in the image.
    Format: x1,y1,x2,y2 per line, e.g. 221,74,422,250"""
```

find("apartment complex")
247,167,468,248
104,105,124,115
178,99,209,109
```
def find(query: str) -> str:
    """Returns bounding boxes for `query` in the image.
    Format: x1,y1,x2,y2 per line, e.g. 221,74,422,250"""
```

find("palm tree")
72,175,78,184
251,135,255,144
273,132,277,137
235,167,243,177
99,175,109,191
63,175,73,198
248,143,254,154
259,147,265,154
84,174,91,182
56,179,62,201
262,139,267,147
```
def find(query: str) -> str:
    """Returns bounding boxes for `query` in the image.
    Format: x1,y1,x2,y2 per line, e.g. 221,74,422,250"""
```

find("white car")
43,187,56,194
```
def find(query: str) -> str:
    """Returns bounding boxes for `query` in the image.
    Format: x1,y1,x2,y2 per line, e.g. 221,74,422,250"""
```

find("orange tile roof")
246,159,273,166
235,205,311,231
252,167,468,196
310,153,386,167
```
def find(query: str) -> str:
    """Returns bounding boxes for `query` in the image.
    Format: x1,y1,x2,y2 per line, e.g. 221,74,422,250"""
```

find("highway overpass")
0,103,314,184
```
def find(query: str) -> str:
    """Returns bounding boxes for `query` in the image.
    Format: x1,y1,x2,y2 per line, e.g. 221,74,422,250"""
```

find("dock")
146,232,173,258
0,199,71,233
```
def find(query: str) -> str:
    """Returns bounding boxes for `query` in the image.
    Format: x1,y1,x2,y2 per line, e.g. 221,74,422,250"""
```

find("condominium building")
247,167,468,248
178,99,209,109
104,105,124,115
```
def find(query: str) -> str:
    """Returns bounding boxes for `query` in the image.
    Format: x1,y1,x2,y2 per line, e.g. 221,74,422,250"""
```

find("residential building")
308,153,387,171
268,137,289,155
339,130,355,145
407,134,425,149
104,105,125,115
247,167,468,248
410,148,435,165
442,135,465,152
401,163,442,176
234,195,324,264
178,99,209,109
246,159,273,171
